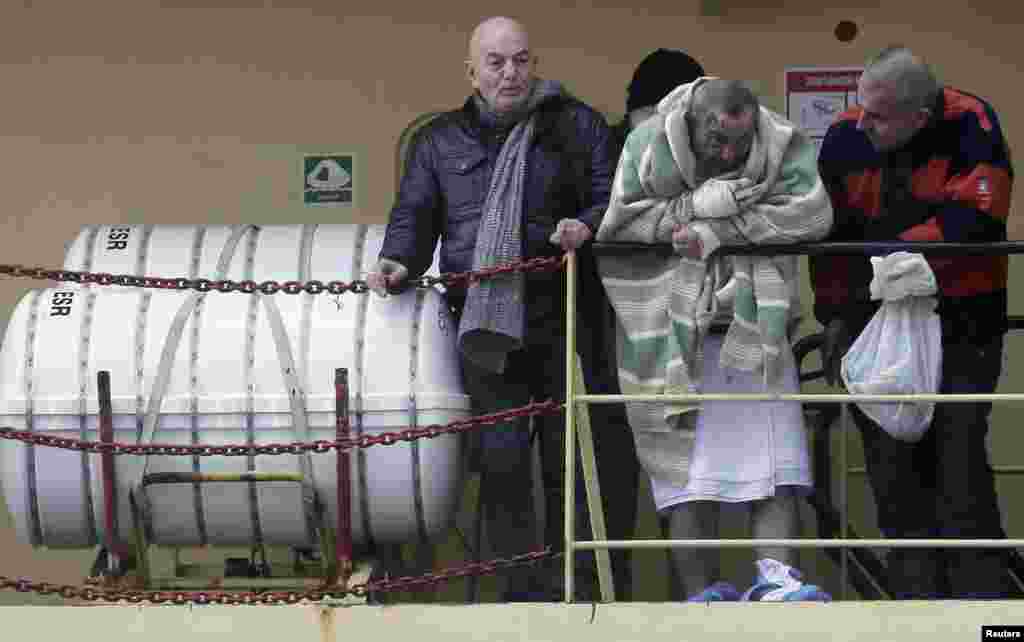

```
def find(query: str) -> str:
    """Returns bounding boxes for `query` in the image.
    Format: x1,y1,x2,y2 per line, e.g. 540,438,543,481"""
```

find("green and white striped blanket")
595,78,833,432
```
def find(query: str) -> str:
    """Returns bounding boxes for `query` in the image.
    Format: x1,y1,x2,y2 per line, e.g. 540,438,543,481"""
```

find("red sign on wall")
784,67,863,156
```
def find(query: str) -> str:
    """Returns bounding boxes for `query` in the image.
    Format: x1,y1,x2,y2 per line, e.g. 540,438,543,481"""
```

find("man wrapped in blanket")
596,78,834,601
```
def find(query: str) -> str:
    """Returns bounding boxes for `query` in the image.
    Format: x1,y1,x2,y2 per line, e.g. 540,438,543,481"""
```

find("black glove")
821,319,853,387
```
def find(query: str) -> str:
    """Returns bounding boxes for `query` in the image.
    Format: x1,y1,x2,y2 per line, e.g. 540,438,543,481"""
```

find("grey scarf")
457,79,564,373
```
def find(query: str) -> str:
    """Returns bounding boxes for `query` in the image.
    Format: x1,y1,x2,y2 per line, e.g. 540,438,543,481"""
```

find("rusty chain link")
0,548,558,605
0,256,565,295
0,400,564,457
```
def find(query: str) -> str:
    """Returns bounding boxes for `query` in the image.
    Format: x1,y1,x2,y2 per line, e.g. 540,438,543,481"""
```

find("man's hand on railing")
549,218,593,251
366,259,409,298
672,224,704,259
821,319,854,387
691,177,759,219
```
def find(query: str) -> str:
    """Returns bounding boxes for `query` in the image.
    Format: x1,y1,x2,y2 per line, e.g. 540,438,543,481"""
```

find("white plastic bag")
840,252,942,442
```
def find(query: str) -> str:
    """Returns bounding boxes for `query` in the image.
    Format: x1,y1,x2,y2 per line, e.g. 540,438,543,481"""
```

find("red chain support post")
97,370,126,567
334,367,353,585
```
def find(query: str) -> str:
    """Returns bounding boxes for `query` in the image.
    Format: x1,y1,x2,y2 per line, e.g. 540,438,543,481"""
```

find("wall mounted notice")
304,154,354,206
784,67,863,157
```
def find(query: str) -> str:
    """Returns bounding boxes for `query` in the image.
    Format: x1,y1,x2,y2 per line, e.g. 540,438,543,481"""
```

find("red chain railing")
0,549,558,605
0,255,565,295
0,399,566,605
0,400,564,456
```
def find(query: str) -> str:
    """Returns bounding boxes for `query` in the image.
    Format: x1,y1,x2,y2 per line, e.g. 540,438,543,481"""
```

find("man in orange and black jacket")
811,45,1015,600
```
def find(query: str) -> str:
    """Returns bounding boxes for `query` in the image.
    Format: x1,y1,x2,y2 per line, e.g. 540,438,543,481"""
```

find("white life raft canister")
0,224,468,551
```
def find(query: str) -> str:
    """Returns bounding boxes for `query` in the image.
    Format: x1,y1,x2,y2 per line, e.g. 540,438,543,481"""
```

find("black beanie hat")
626,49,706,114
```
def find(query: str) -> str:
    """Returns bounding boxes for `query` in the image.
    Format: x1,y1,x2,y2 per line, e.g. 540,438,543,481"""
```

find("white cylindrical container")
0,225,468,551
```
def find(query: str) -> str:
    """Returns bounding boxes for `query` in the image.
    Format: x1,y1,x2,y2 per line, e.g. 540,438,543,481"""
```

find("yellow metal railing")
562,242,1024,604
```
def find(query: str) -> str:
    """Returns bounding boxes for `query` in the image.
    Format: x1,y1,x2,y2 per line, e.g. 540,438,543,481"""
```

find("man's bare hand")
365,259,409,298
733,180,766,209
549,218,593,251
672,224,704,259
691,177,755,219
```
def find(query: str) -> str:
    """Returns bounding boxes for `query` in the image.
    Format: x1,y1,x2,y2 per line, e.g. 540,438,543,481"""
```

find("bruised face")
690,106,756,178
856,76,930,152
467,19,536,114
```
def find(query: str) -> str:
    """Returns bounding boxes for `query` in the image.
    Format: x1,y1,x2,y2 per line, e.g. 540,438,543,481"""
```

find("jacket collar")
457,92,568,139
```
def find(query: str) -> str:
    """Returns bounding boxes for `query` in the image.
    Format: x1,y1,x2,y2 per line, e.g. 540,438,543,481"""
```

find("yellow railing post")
564,250,577,604
572,358,615,602
562,249,615,603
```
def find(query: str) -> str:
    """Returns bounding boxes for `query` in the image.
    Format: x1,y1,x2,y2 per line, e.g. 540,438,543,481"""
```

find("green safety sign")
303,154,353,206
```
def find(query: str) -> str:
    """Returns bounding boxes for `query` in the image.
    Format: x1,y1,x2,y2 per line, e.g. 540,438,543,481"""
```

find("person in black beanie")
612,49,707,156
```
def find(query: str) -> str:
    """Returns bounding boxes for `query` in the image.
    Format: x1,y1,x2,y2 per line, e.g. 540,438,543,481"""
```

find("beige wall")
1,0,1024,605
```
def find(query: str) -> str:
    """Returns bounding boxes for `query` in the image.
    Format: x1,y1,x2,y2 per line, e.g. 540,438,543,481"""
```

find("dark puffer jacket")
379,93,615,324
